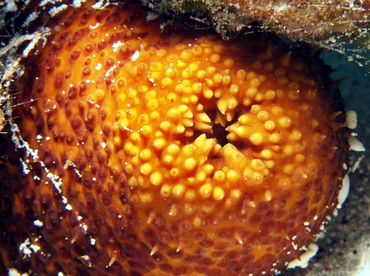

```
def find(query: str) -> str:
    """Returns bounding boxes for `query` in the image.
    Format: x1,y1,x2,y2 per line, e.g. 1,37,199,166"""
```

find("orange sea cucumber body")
0,1,350,276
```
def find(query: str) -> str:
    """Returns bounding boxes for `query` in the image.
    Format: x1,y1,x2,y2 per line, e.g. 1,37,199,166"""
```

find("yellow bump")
255,92,264,102
178,104,189,114
235,232,243,245
194,112,212,131
185,190,197,201
278,178,291,190
238,114,251,124
251,159,265,171
173,184,186,197
175,125,185,134
283,145,294,156
250,78,261,88
147,212,156,224
257,111,269,121
288,89,300,100
264,120,275,131
265,160,275,168
163,154,174,165
206,66,217,76
184,157,196,171
213,187,225,201
213,170,225,182
264,191,273,201
269,133,281,143
195,171,206,183
260,149,273,159
278,116,292,128
204,47,212,56
265,89,276,100
169,204,181,218
140,163,152,176
149,61,163,71
276,90,285,100
213,73,223,84
196,70,207,80
271,106,283,115
192,45,203,56
191,83,202,94
180,49,192,60
147,99,159,110
312,119,319,128
222,75,231,86
226,169,240,183
295,154,305,163
108,256,116,267
200,183,212,198
250,133,263,145
149,172,163,186
160,184,172,197
210,53,221,63
175,84,184,93
224,58,235,68
164,66,176,78
203,89,213,100
150,246,159,256
140,125,153,137
153,138,166,150
138,113,150,126
140,192,153,204
291,130,302,141
124,142,134,154
185,204,195,214
229,189,241,201
203,164,214,175
202,202,215,213
161,77,173,87
182,68,192,78
237,69,247,80
95,89,105,103
167,92,177,102
193,216,204,227
189,63,200,72
130,131,141,143
246,88,257,99
283,164,294,175
113,136,122,147
250,105,261,114
160,121,171,132
182,144,195,156
234,126,249,138
170,168,180,178
165,145,178,156
253,172,263,184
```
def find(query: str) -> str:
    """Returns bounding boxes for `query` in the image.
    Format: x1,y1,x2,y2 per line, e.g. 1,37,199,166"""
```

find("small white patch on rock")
33,220,43,227
337,173,350,209
348,136,365,152
49,4,68,17
346,110,357,129
8,268,29,276
287,243,319,269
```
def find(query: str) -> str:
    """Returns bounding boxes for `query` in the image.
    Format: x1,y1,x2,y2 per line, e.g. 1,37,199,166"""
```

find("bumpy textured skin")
0,1,350,276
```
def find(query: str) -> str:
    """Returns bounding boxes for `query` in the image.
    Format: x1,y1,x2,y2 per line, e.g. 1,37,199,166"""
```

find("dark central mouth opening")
212,123,229,147
206,109,244,150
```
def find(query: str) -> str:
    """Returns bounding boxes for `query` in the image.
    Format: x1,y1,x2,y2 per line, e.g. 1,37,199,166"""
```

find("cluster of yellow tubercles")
8,2,349,276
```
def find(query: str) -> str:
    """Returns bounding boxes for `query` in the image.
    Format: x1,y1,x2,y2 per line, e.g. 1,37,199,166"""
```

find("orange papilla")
3,1,349,276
